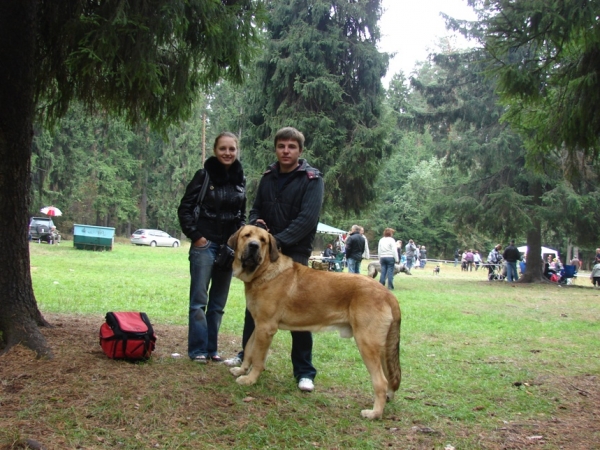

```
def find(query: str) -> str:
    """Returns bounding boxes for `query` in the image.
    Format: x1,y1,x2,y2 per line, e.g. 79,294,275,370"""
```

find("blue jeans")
347,257,362,274
379,257,396,289
188,241,233,359
237,252,316,381
406,256,414,270
420,259,427,269
506,261,519,282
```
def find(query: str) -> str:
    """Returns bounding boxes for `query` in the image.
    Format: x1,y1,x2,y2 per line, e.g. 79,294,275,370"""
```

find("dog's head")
227,225,279,280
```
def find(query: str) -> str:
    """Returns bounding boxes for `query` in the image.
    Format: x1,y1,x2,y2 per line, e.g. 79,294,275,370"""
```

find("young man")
503,240,521,282
224,127,324,393
345,225,366,274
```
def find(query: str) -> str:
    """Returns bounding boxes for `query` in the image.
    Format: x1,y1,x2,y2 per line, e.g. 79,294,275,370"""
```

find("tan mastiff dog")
227,225,401,419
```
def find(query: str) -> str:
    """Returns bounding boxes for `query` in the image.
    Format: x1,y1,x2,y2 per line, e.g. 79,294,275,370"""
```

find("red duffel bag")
99,312,156,361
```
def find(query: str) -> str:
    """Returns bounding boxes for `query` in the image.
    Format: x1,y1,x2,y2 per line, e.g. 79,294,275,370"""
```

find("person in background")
396,239,403,262
419,245,427,269
224,126,324,393
473,250,482,270
487,244,503,277
360,226,370,268
465,249,474,271
378,228,400,290
454,248,460,267
405,239,417,270
49,226,61,244
178,132,246,363
569,254,582,271
414,244,421,269
502,240,521,282
590,259,600,288
345,225,366,274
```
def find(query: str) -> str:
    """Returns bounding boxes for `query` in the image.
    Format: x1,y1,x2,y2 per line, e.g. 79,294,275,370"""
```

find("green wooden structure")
73,224,115,251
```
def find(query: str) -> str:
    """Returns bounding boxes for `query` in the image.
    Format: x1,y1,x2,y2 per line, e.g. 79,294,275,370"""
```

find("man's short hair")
351,224,360,232
274,127,305,151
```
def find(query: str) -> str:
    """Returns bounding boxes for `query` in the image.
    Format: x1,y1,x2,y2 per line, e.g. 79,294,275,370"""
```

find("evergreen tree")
0,0,263,357
408,50,558,281
241,0,391,213
466,0,600,173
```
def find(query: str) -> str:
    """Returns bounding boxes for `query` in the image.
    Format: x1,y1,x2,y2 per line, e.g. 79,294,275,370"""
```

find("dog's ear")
227,227,242,250
268,233,279,262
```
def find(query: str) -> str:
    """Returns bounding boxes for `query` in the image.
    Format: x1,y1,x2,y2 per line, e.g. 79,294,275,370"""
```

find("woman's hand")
193,237,208,247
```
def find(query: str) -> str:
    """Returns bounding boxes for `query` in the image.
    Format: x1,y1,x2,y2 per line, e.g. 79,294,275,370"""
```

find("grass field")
1,240,599,449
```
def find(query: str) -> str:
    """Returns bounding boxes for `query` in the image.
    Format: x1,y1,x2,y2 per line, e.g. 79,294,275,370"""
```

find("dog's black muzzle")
241,240,262,271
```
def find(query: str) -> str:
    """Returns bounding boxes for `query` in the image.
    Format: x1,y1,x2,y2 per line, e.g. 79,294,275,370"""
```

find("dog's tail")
385,315,401,392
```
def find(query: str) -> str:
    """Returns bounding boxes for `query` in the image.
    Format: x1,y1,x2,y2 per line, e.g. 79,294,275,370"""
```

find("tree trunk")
519,178,546,283
141,169,148,228
0,0,53,357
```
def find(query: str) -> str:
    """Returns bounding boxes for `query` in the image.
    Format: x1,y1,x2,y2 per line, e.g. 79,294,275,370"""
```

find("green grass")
9,241,600,448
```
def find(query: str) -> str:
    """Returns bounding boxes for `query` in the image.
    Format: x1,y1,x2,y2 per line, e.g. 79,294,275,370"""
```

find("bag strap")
196,171,210,208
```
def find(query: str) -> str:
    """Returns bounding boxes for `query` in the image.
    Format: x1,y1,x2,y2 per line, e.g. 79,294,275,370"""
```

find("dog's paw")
360,409,383,420
230,367,245,377
235,375,256,386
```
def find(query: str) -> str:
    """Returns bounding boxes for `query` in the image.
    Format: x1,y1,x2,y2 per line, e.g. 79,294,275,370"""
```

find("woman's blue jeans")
379,257,396,289
188,241,232,359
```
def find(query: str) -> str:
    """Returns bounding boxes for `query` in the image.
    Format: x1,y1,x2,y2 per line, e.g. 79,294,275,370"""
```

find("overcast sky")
378,0,477,85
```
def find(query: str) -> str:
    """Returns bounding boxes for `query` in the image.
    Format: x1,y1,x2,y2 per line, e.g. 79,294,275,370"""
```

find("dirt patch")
1,314,599,449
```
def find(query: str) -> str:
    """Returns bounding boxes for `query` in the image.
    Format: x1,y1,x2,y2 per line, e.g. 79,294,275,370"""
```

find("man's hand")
255,219,269,231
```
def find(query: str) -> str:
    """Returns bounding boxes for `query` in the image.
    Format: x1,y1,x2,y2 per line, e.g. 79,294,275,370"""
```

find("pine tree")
241,0,391,213
0,0,262,357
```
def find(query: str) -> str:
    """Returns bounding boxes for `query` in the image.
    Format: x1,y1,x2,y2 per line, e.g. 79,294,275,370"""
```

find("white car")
130,229,180,247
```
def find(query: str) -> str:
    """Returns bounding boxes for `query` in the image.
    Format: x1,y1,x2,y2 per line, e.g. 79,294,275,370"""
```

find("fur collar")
204,156,244,186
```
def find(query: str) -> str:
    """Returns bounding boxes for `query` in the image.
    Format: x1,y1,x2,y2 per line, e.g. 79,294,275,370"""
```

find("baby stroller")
487,262,505,281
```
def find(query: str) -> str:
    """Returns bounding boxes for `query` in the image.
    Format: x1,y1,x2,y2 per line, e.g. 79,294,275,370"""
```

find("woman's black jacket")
178,156,246,245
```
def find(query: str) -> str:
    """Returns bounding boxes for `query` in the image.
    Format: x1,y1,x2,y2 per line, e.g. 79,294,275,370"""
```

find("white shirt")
378,237,399,263
362,235,370,259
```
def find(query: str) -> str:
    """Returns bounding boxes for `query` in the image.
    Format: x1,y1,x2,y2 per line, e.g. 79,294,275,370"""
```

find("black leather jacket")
178,156,246,245
345,231,365,260
249,159,323,257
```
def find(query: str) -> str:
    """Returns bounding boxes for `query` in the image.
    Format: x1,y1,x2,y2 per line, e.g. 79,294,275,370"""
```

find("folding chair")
560,265,577,285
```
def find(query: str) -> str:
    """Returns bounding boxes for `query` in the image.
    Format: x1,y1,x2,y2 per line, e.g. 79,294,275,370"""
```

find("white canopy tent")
316,222,346,235
517,245,559,258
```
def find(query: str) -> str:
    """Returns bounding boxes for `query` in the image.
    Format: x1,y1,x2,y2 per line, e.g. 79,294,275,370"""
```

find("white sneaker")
298,378,314,392
223,356,242,367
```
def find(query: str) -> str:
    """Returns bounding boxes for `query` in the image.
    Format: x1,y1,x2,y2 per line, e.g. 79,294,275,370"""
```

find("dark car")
29,217,55,242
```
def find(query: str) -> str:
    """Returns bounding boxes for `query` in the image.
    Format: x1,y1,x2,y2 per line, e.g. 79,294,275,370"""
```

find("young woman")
177,132,246,363
378,228,400,290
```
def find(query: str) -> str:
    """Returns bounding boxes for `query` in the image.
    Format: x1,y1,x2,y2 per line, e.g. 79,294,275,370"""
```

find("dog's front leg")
230,331,256,377
234,324,277,386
